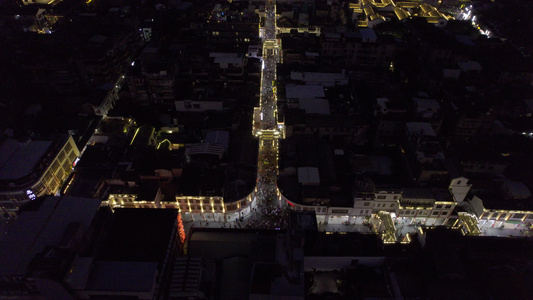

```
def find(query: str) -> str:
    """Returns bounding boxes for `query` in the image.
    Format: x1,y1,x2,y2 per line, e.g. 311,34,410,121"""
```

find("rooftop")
406,122,436,137
298,98,331,115
98,208,177,262
290,71,348,87
0,196,102,276
285,84,325,99
0,138,52,180
84,261,158,293
187,229,278,262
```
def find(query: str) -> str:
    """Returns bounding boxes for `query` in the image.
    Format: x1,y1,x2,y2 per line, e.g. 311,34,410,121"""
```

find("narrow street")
247,0,287,229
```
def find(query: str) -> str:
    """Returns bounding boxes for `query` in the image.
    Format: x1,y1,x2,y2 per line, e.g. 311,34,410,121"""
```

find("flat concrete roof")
285,84,325,100
0,139,52,180
298,167,320,184
290,71,347,86
299,98,330,115
206,130,229,150
0,196,102,276
85,261,158,292
406,122,436,137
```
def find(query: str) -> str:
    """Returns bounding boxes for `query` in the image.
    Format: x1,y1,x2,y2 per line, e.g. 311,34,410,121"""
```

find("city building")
0,196,103,298
373,96,408,147
0,195,179,300
6,6,143,96
206,2,260,52
0,134,79,219
68,208,178,299
180,227,303,300
403,122,448,184
321,29,396,69
126,46,178,106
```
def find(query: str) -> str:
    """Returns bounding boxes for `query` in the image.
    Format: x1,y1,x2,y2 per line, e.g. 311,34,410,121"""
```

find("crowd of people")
264,4,276,39
245,206,287,229
258,147,277,183
260,61,277,130
245,180,288,230
246,5,287,230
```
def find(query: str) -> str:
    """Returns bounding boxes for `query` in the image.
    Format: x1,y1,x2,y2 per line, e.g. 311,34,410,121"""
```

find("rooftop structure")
406,122,436,137
290,71,348,87
285,84,325,99
0,135,79,219
0,138,52,180
0,196,102,276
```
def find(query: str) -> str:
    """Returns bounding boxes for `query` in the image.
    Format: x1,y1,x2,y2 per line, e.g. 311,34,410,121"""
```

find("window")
51,161,60,172
364,202,370,206
56,169,64,180
445,205,452,209
62,161,70,172
432,211,439,215
64,142,72,153
377,195,386,199
44,171,53,183
390,203,395,207
58,150,66,162
436,205,443,209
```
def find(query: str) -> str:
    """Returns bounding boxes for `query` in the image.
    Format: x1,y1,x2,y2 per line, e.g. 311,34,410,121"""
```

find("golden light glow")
130,128,141,145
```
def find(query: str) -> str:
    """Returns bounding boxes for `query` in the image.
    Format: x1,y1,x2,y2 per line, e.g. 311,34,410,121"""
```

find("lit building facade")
103,177,466,231
281,179,467,227
0,135,80,219
104,190,256,223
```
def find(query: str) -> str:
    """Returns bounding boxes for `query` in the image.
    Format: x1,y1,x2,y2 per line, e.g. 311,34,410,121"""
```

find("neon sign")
177,214,186,243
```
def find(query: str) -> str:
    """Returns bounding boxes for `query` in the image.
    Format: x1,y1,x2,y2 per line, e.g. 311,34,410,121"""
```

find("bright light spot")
26,190,36,200
131,61,135,66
